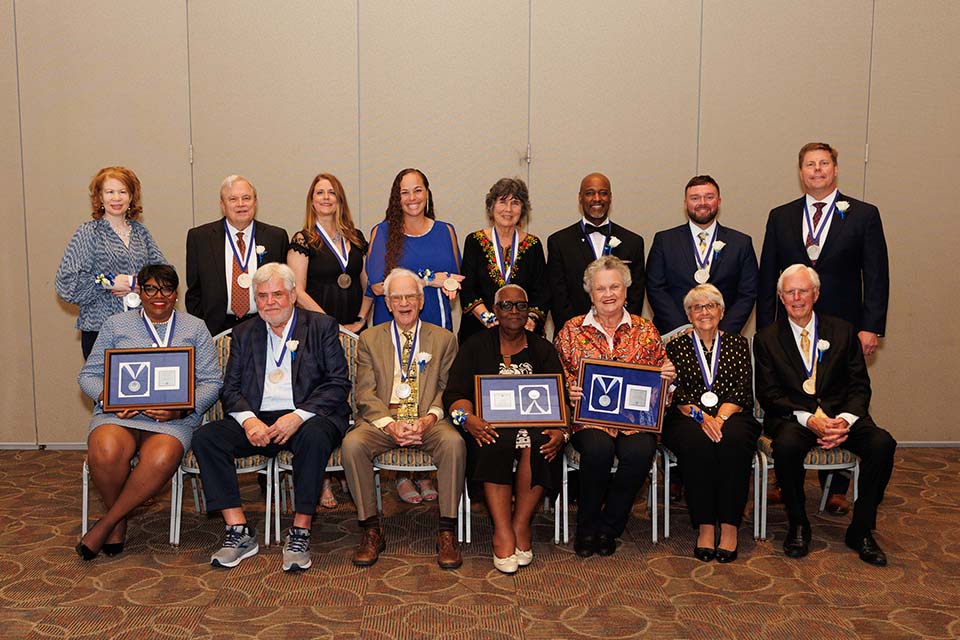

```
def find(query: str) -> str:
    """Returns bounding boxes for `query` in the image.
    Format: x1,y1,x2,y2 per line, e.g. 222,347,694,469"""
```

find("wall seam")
526,0,533,191
356,0,363,229
862,0,877,198
695,0,704,174
185,0,196,224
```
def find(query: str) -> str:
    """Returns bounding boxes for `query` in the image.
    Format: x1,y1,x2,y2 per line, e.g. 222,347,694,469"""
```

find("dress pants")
572,429,657,538
341,420,466,521
192,411,343,517
662,410,761,528
766,415,896,535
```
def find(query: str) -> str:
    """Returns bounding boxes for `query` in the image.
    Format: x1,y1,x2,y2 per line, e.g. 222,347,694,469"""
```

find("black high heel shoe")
693,546,716,562
102,542,125,557
75,542,98,561
716,547,738,563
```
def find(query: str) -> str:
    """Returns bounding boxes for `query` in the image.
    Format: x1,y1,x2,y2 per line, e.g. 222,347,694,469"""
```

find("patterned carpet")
1,448,958,639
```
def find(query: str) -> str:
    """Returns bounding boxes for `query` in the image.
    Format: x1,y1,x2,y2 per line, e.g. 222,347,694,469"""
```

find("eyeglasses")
387,293,421,303
495,300,530,312
690,302,720,313
781,288,814,298
141,284,176,297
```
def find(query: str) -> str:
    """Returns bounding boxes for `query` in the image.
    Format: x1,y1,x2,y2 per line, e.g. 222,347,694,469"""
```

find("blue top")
365,219,461,329
56,218,166,331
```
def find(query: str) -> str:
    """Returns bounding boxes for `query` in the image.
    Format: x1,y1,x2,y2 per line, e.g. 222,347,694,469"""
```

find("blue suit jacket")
646,223,758,334
757,194,889,334
220,309,351,434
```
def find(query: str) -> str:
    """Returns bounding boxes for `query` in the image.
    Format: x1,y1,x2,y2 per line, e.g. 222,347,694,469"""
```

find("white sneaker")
282,527,312,572
211,524,259,568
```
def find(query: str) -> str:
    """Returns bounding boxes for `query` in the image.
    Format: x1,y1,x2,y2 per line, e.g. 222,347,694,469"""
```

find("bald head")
579,173,612,223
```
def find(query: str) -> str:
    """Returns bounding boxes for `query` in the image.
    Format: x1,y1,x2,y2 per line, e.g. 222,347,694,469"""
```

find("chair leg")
818,472,834,512
81,458,89,536
264,462,273,547
561,454,570,544
663,453,672,540
375,469,382,515
753,454,760,541
169,467,180,545
761,454,771,540
852,462,860,502
650,455,658,544
274,462,282,547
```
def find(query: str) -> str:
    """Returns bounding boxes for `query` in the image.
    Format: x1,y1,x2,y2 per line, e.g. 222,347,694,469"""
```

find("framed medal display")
102,346,196,412
574,358,667,432
474,374,568,427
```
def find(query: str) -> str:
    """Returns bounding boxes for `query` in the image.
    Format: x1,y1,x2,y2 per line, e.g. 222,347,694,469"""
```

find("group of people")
59,141,896,575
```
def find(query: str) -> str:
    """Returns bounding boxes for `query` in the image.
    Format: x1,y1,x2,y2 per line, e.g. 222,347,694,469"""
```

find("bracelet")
450,409,468,427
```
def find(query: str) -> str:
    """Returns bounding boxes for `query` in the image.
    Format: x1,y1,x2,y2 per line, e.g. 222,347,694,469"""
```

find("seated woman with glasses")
661,284,760,563
75,264,222,559
444,284,568,574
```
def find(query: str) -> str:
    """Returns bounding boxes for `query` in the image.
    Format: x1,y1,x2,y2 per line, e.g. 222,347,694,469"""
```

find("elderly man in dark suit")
647,175,758,335
758,143,890,513
547,173,646,332
185,175,289,336
341,268,464,569
753,264,895,566
192,263,351,572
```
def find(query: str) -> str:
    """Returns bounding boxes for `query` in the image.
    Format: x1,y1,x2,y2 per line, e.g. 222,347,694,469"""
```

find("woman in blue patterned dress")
56,167,166,358
76,264,221,560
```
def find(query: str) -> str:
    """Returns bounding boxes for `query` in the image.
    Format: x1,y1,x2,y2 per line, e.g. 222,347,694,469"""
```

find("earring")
98,203,105,214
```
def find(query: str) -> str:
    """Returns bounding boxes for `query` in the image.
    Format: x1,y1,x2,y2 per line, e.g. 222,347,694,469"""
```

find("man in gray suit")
341,268,465,569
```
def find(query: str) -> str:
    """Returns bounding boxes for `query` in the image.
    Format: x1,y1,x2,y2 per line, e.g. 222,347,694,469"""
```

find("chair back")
203,329,232,424
339,327,359,421
660,323,691,345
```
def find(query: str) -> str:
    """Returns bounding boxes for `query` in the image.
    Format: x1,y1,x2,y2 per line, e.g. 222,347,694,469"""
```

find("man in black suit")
758,143,890,512
547,173,645,332
753,264,895,566
186,175,290,336
192,263,351,572
647,175,758,335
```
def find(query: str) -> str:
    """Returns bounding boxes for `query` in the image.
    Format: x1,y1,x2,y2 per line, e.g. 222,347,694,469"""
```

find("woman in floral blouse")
555,256,675,558
457,177,548,344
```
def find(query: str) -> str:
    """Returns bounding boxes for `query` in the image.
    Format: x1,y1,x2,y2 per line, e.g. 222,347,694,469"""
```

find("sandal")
320,478,338,509
417,479,439,502
396,477,422,504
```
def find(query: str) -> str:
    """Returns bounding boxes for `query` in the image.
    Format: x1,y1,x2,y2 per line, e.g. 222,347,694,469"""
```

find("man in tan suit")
341,268,465,569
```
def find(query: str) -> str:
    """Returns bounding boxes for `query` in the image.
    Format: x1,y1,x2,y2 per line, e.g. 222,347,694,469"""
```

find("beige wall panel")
18,1,192,444
188,1,359,236
863,2,960,442
357,1,529,241
0,1,36,444
698,1,873,267
529,1,701,258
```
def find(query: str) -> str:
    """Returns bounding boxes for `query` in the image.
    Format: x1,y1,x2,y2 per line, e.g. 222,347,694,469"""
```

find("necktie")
698,231,708,253
231,231,248,318
401,330,414,378
800,329,811,365
805,202,827,250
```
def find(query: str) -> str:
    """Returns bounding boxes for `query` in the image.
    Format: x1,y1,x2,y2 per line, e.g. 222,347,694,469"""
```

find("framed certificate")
102,347,196,412
474,374,568,427
574,358,667,432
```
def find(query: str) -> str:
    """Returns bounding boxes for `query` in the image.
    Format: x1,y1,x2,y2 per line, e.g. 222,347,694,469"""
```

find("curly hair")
484,177,531,226
384,168,435,272
301,173,361,248
89,166,143,220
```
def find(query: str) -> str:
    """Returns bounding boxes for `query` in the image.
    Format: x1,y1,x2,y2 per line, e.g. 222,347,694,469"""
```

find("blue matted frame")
102,346,195,412
574,358,666,432
474,373,568,427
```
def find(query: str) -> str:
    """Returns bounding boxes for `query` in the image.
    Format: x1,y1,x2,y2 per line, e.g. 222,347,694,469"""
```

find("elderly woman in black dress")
444,284,567,574
661,284,761,563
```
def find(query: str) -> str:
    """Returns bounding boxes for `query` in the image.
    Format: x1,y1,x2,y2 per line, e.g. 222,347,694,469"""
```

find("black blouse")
666,331,754,416
290,229,368,325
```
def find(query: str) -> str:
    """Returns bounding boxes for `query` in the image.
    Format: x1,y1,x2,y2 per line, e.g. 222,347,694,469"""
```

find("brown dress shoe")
825,493,850,516
352,527,386,567
436,530,462,569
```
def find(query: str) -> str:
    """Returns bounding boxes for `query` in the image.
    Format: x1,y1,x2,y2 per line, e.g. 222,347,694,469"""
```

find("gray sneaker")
282,527,312,572
210,524,259,568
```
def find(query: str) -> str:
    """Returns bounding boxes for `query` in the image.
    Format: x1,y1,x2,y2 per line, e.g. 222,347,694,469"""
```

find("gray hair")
683,283,725,315
582,255,632,293
383,267,424,297
484,177,531,225
252,262,295,292
220,174,257,199
494,284,528,305
776,264,820,295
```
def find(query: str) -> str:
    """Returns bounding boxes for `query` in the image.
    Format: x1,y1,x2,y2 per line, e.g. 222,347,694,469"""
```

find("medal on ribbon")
801,320,818,395
141,309,176,348
692,332,721,407
225,219,256,287
392,320,420,400
492,228,519,284
804,194,838,261
691,228,717,284
267,309,298,384
316,223,352,289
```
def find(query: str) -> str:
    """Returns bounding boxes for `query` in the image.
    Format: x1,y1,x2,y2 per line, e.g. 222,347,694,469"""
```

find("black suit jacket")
221,309,351,435
757,194,889,334
185,218,290,336
546,220,645,331
646,223,758,334
753,314,871,426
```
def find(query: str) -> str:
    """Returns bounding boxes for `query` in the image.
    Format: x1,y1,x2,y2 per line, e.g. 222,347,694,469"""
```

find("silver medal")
237,272,252,289
128,380,141,392
802,378,816,394
442,277,460,292
268,368,285,384
700,391,718,407
806,244,821,261
124,292,141,308
694,268,710,284
397,383,412,399
598,394,611,407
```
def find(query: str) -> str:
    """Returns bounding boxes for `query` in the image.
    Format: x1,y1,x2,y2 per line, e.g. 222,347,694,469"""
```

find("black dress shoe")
574,534,597,558
596,533,617,557
716,547,738,563
783,523,811,558
102,542,125,557
845,531,888,567
694,546,716,562
76,542,98,561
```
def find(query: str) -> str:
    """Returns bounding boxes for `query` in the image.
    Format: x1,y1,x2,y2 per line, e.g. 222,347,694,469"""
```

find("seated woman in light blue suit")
76,264,222,560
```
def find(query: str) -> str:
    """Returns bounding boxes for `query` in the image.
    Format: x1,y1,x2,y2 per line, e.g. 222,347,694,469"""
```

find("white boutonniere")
256,245,267,264
712,240,726,256
817,339,830,362
286,339,299,362
416,351,432,372
607,236,622,248
836,201,850,219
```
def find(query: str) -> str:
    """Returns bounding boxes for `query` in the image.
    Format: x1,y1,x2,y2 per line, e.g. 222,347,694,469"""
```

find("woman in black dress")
444,284,567,574
458,178,548,344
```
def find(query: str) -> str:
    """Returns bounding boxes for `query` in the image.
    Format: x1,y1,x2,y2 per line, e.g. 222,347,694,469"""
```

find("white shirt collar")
583,308,631,332
688,220,717,241
804,188,839,208
581,216,610,231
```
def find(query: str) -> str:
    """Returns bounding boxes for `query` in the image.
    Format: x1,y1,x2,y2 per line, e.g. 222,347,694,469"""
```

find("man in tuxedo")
191,263,351,572
753,264,895,566
758,143,890,512
186,175,289,336
341,268,465,569
547,173,645,332
647,175,758,335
